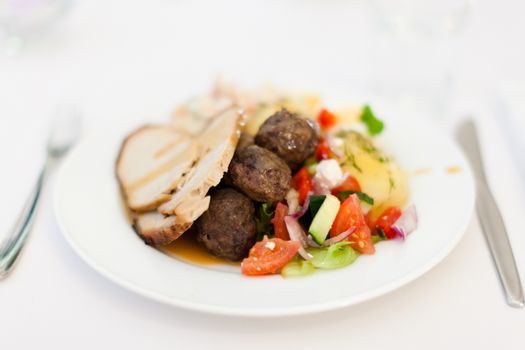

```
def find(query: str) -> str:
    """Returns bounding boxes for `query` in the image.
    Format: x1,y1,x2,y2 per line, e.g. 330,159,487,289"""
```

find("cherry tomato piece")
374,207,402,240
332,175,361,195
241,238,301,276
315,138,331,161
292,167,312,205
317,108,337,129
330,194,375,255
272,203,290,240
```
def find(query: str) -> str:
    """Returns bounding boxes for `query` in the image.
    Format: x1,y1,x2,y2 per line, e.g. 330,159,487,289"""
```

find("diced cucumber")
308,194,340,244
299,195,325,229
309,195,326,218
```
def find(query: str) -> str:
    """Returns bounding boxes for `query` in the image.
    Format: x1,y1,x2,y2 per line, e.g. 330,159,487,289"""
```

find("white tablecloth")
1,1,524,349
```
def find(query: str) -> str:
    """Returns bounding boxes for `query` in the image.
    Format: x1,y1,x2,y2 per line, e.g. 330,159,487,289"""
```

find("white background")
1,0,524,349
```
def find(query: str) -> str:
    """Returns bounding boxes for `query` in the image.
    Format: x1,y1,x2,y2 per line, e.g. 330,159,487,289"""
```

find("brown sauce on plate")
121,192,235,267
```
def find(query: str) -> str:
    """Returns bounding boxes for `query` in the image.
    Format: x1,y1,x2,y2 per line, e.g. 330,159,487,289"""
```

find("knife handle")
476,183,524,308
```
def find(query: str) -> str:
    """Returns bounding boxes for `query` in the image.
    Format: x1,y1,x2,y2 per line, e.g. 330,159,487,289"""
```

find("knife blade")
457,119,524,308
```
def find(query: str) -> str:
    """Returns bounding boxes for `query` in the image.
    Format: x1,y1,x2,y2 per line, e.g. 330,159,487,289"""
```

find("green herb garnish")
360,105,384,136
336,130,350,138
349,154,362,173
389,177,396,191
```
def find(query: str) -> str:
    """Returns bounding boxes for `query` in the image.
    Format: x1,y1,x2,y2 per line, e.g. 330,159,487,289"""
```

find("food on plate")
117,107,243,245
116,125,199,212
241,237,301,276
196,188,256,261
117,81,418,277
156,108,242,220
254,109,319,170
308,194,341,245
132,211,190,246
170,94,234,136
330,194,374,255
229,145,291,202
338,129,408,220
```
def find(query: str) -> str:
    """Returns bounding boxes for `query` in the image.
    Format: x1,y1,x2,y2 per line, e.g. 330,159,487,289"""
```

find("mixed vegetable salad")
241,105,418,277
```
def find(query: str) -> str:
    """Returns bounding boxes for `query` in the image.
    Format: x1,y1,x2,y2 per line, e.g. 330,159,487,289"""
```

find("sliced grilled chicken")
132,211,192,245
116,125,199,212
158,108,243,222
171,95,234,136
118,107,243,245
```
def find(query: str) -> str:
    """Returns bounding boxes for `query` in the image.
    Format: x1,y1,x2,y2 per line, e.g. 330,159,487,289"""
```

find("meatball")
255,108,319,169
196,188,256,261
229,145,291,202
221,133,256,187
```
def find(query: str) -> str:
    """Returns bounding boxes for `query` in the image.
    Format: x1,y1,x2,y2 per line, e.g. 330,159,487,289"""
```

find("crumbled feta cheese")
265,241,276,250
314,159,344,189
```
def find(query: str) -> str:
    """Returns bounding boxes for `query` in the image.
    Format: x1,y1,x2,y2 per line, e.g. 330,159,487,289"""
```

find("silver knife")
457,119,524,308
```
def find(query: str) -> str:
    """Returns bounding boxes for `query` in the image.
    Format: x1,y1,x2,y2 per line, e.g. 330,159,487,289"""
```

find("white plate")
54,116,475,317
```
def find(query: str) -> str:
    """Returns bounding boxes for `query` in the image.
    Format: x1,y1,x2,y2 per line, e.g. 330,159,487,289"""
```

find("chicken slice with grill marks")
158,107,244,222
116,125,200,212
118,107,244,245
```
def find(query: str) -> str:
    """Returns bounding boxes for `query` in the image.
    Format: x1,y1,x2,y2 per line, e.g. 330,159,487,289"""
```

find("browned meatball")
196,188,256,261
220,133,255,187
229,145,291,202
255,108,319,169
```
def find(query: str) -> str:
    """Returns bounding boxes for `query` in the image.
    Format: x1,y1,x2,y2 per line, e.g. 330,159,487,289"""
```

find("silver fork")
0,105,82,279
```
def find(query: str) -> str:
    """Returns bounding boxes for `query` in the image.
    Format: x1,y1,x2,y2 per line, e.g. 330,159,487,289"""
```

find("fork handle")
477,183,525,308
0,166,46,279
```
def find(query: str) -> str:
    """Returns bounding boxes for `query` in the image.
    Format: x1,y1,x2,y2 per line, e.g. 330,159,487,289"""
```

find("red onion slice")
284,216,313,260
290,194,311,219
307,235,322,248
322,227,355,247
392,204,418,240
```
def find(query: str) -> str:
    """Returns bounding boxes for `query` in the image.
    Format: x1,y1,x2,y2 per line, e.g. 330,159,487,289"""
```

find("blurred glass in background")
0,0,71,56
366,0,473,120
